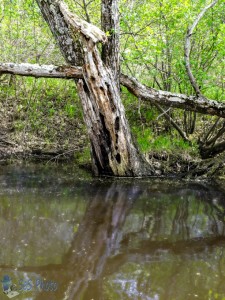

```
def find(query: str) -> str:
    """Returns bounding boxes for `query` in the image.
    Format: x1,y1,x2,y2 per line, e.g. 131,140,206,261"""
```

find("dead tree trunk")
36,0,151,176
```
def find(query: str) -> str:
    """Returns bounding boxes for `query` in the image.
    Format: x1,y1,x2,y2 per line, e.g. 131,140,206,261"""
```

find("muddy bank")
148,151,225,180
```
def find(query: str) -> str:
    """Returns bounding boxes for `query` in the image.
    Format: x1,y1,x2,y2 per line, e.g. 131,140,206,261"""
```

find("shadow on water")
0,164,225,299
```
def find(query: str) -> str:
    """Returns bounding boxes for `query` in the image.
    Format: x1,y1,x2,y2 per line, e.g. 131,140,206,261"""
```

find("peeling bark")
60,2,107,44
75,37,151,176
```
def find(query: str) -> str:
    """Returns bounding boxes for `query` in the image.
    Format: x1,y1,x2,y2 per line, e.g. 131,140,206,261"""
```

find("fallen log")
1,62,225,118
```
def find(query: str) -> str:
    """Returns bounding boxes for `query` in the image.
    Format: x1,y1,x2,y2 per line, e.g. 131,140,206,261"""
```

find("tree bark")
101,0,120,89
121,74,225,118
0,63,83,78
35,0,151,176
35,0,83,66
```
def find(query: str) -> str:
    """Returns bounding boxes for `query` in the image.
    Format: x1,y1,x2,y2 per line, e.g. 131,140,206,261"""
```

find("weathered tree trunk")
36,0,151,176
35,0,83,66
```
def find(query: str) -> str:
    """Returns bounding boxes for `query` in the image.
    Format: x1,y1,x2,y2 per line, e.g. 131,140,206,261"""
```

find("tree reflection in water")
1,177,225,300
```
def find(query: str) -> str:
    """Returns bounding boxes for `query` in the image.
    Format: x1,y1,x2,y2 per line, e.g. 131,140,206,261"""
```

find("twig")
155,104,190,142
46,148,84,164
0,137,18,147
206,121,225,146
156,107,171,120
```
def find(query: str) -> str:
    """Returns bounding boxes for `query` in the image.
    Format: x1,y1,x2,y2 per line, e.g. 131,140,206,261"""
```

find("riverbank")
0,78,224,180
0,145,224,181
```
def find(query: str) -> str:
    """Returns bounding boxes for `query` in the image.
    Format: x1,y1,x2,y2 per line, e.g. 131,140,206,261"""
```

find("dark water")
0,164,225,300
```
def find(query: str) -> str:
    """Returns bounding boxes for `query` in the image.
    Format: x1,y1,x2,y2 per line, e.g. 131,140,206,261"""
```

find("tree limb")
82,0,91,23
200,140,225,159
201,117,220,144
0,63,83,79
1,62,225,118
120,74,225,118
205,121,225,146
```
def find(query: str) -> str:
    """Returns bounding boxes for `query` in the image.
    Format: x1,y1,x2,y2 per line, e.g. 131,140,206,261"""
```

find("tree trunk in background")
36,0,152,176
101,0,120,89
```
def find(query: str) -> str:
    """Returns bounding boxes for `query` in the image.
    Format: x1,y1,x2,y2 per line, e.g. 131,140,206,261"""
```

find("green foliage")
0,0,62,64
0,75,86,151
133,127,152,152
74,147,91,165
208,289,225,300
132,126,192,154
120,0,225,99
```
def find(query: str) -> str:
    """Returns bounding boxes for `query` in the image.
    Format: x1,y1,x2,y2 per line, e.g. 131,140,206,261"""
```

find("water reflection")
0,165,225,300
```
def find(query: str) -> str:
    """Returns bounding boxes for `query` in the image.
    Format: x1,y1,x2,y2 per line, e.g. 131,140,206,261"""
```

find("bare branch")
155,104,190,142
120,74,225,118
184,0,218,96
82,0,91,23
0,63,82,79
205,121,225,146
202,117,221,144
200,140,225,159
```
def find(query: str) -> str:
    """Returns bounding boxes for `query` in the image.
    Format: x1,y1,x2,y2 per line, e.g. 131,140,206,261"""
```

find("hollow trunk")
36,0,152,176
77,40,151,176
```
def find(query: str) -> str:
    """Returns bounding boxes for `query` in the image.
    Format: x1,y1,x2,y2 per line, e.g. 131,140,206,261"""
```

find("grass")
132,126,195,155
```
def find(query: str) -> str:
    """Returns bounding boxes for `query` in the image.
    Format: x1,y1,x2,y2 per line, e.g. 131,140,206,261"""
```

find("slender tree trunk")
184,0,218,97
36,0,151,176
101,0,120,89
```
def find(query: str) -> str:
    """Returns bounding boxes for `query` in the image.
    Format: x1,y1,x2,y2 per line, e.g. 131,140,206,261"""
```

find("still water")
0,163,225,300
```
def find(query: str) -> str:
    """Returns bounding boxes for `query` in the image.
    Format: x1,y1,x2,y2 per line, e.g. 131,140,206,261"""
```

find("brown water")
0,164,225,300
